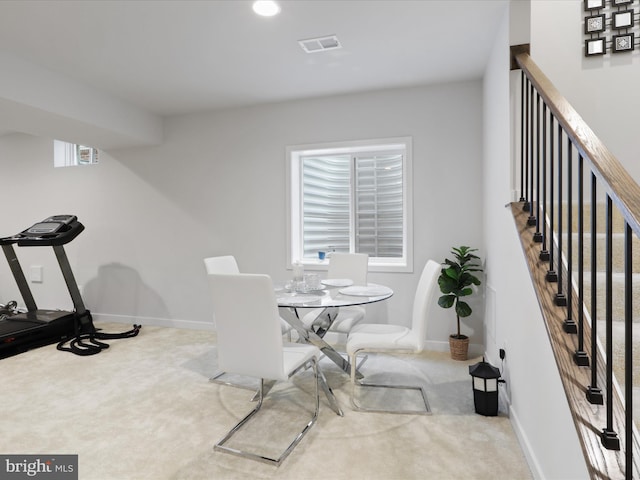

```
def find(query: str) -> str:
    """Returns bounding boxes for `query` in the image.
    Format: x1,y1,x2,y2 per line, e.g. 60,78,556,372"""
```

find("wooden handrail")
511,204,639,479
512,49,640,479
514,52,640,238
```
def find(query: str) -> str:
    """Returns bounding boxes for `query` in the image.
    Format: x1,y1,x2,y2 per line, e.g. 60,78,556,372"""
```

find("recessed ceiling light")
252,0,280,17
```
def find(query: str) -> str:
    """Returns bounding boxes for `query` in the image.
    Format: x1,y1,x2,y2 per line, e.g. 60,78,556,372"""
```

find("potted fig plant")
437,246,483,361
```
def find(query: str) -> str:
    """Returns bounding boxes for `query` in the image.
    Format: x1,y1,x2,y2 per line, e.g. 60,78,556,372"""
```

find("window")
287,137,412,272
54,140,99,167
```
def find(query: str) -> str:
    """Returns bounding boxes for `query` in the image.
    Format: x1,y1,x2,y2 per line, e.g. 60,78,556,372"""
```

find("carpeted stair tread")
546,202,640,430
564,233,640,274
582,273,640,321
565,202,627,234
597,320,640,428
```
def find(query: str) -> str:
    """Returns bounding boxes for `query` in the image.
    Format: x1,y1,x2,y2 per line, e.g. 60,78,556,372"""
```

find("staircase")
512,48,640,479
565,205,640,427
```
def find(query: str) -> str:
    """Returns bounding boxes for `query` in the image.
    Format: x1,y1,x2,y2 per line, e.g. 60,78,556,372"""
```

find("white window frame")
286,137,413,273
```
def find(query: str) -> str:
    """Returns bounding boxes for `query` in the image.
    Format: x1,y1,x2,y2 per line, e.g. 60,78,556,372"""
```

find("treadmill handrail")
0,216,86,315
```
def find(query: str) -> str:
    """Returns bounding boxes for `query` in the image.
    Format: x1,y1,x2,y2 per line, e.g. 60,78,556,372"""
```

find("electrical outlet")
30,265,43,283
499,348,506,360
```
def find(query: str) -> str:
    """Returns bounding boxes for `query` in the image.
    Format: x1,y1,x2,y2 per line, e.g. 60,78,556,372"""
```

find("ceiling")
0,0,508,146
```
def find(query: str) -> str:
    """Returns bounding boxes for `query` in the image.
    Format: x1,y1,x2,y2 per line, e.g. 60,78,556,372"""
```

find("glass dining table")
275,279,394,415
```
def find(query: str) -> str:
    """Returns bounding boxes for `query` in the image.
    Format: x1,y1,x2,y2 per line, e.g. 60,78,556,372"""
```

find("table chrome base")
279,306,363,379
251,369,343,416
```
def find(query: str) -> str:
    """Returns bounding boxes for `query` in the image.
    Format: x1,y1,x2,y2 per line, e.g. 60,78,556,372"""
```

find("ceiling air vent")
298,35,341,53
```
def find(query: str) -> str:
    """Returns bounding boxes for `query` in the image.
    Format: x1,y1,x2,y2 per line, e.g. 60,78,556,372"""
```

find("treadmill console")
26,215,77,235
0,215,84,246
26,223,65,235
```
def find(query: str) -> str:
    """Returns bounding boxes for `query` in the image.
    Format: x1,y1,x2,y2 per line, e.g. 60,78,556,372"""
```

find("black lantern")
469,359,501,416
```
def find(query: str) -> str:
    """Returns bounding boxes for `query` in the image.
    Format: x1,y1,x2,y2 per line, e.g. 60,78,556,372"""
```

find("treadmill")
0,215,91,359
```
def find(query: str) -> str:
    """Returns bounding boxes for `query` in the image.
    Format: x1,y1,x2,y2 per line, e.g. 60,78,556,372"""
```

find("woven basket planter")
449,335,469,361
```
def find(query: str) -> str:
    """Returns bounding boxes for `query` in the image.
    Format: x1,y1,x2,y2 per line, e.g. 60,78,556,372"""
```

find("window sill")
296,259,412,274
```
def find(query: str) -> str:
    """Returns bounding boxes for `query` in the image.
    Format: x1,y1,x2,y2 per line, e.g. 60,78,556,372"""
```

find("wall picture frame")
584,0,605,10
613,33,635,52
585,38,606,55
612,10,634,29
585,14,606,33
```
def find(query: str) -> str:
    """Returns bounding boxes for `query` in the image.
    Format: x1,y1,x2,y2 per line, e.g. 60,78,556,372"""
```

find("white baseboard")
91,313,214,331
91,317,486,353
507,404,543,480
425,339,485,358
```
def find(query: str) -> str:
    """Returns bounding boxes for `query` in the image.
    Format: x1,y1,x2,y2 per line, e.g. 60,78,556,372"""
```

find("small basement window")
54,140,99,167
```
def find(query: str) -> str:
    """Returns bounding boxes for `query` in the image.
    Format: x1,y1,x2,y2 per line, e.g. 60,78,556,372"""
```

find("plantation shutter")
355,153,403,257
301,150,404,260
301,155,351,258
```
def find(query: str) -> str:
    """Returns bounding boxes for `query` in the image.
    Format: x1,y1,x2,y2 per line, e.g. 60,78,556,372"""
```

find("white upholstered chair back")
328,253,368,285
209,273,287,381
205,255,292,339
203,255,240,275
411,260,441,351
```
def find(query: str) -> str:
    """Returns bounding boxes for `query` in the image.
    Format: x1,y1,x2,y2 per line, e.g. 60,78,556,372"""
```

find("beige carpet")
0,324,532,480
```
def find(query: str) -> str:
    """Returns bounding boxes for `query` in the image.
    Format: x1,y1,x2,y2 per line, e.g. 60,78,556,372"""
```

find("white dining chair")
302,252,369,337
345,259,440,414
204,255,293,388
203,255,240,275
204,255,293,339
209,273,322,466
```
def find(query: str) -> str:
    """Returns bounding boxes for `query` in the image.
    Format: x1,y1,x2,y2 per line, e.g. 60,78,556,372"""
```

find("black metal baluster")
575,155,589,365
523,77,531,212
601,195,620,450
519,72,526,203
528,82,536,226
556,126,567,306
624,223,633,476
540,104,550,261
587,173,603,404
564,143,576,333
547,115,558,283
533,92,543,241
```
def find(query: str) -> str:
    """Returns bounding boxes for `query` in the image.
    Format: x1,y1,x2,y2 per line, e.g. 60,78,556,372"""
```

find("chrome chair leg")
209,371,257,391
214,359,320,466
250,380,276,401
349,349,431,415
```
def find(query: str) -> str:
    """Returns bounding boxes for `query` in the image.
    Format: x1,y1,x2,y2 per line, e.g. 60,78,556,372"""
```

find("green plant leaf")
438,275,457,294
444,267,459,280
467,274,481,285
438,295,455,309
456,300,472,317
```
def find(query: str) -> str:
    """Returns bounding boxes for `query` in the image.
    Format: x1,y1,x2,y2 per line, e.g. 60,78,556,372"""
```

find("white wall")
481,2,589,478
530,0,640,183
0,82,485,350
0,53,163,149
